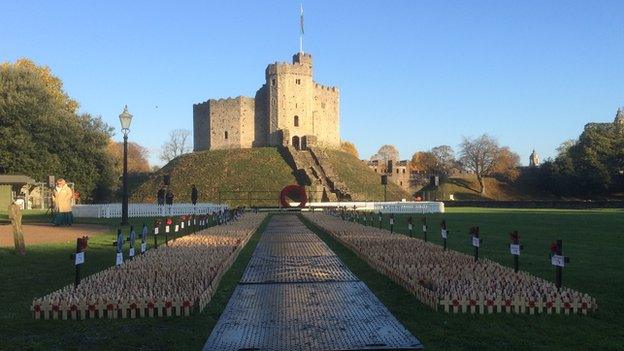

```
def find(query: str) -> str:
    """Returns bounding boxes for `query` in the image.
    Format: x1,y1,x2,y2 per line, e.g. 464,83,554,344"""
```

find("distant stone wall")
193,101,210,151
206,97,255,150
313,83,340,148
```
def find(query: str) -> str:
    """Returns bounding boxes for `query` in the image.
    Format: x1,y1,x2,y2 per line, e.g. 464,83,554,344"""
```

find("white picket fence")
72,203,228,218
303,201,445,214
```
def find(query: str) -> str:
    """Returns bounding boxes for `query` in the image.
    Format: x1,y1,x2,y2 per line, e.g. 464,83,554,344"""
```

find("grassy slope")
301,208,624,350
132,147,410,206
420,174,530,201
132,148,298,206
0,212,270,351
321,149,410,201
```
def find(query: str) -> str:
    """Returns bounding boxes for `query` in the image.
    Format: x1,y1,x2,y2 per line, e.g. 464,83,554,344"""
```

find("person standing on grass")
8,200,26,255
191,185,198,206
52,178,74,226
157,186,166,206
165,189,174,206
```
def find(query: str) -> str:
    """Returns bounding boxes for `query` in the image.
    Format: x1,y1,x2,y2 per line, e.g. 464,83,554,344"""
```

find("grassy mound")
419,174,538,200
320,149,410,201
131,148,297,206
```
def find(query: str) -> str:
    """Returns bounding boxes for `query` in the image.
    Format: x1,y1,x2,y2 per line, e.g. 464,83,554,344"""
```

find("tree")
430,145,456,176
107,141,151,174
340,141,359,158
491,146,521,181
160,129,191,163
370,145,399,163
410,151,437,172
459,135,501,194
0,59,116,202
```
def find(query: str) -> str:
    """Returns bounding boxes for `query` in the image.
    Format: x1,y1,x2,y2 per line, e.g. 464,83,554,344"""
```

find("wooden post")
471,226,480,262
440,220,448,250
550,239,570,290
154,219,161,249
71,236,88,288
509,231,521,273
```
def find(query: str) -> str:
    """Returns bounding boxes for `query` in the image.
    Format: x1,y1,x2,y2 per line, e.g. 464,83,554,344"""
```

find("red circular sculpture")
280,185,307,208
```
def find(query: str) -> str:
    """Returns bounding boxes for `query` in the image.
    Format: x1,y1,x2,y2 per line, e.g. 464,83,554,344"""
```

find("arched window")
224,131,228,139
294,115,299,127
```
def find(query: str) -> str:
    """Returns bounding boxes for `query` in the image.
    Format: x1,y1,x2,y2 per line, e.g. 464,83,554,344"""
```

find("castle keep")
193,52,340,151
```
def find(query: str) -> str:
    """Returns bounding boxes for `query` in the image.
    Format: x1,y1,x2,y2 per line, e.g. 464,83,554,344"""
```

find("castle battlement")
314,83,338,92
193,52,340,151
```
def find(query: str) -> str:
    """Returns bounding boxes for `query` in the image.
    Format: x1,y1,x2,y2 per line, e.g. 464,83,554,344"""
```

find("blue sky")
2,0,623,166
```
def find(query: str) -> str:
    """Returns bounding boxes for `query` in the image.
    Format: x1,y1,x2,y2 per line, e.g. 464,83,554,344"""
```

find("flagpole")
300,4,304,54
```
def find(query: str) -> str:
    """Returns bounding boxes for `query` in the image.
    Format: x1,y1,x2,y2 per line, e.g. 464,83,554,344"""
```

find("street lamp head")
119,105,133,135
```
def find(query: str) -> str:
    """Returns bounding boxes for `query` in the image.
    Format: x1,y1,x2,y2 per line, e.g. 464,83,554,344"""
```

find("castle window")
296,79,301,85
224,131,229,139
272,79,276,86
321,102,326,109
294,115,299,127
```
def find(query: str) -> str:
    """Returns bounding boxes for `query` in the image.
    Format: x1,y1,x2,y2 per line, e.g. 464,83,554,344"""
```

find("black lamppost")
119,105,133,226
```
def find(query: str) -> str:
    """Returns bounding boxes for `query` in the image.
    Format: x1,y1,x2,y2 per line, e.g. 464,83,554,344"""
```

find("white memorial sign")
510,244,520,256
472,236,480,247
551,254,565,267
74,252,85,265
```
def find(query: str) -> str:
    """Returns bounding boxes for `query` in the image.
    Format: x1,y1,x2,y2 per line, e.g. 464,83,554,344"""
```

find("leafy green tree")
0,59,116,202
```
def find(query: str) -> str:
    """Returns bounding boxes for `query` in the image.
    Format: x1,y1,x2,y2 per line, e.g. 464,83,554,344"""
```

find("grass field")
301,208,624,351
1,208,622,350
0,212,269,351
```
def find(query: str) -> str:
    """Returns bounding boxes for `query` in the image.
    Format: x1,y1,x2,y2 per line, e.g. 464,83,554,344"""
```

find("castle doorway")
292,136,301,150
301,136,308,150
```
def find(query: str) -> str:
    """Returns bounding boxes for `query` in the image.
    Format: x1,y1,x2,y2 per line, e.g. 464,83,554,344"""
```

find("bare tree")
370,144,399,163
430,145,456,176
459,135,500,194
160,129,191,163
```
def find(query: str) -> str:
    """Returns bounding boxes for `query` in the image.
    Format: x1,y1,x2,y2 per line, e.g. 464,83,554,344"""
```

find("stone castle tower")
193,52,340,151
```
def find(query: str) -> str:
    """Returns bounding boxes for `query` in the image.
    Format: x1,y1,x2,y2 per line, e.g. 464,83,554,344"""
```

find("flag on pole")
300,4,304,35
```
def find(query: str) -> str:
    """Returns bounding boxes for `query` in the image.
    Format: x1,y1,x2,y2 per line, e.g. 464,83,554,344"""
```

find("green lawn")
2,208,622,350
0,213,269,351
300,208,624,351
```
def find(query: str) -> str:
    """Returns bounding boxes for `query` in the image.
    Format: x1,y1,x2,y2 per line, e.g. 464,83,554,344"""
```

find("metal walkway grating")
203,214,423,350
203,282,422,351
241,255,358,283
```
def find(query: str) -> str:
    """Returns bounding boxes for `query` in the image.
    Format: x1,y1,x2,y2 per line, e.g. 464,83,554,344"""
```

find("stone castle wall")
193,52,339,151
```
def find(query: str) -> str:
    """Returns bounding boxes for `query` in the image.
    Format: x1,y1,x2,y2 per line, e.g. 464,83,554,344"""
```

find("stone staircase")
282,146,349,202
309,147,352,201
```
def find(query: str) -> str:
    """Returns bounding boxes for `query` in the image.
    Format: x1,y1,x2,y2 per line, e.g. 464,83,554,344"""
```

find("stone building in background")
529,149,540,167
193,52,340,151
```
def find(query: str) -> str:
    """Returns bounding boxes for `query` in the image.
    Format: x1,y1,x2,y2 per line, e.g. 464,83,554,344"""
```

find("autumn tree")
491,146,521,181
459,135,501,194
370,144,399,163
107,141,151,174
410,151,437,172
340,141,359,158
160,129,191,163
0,59,116,201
